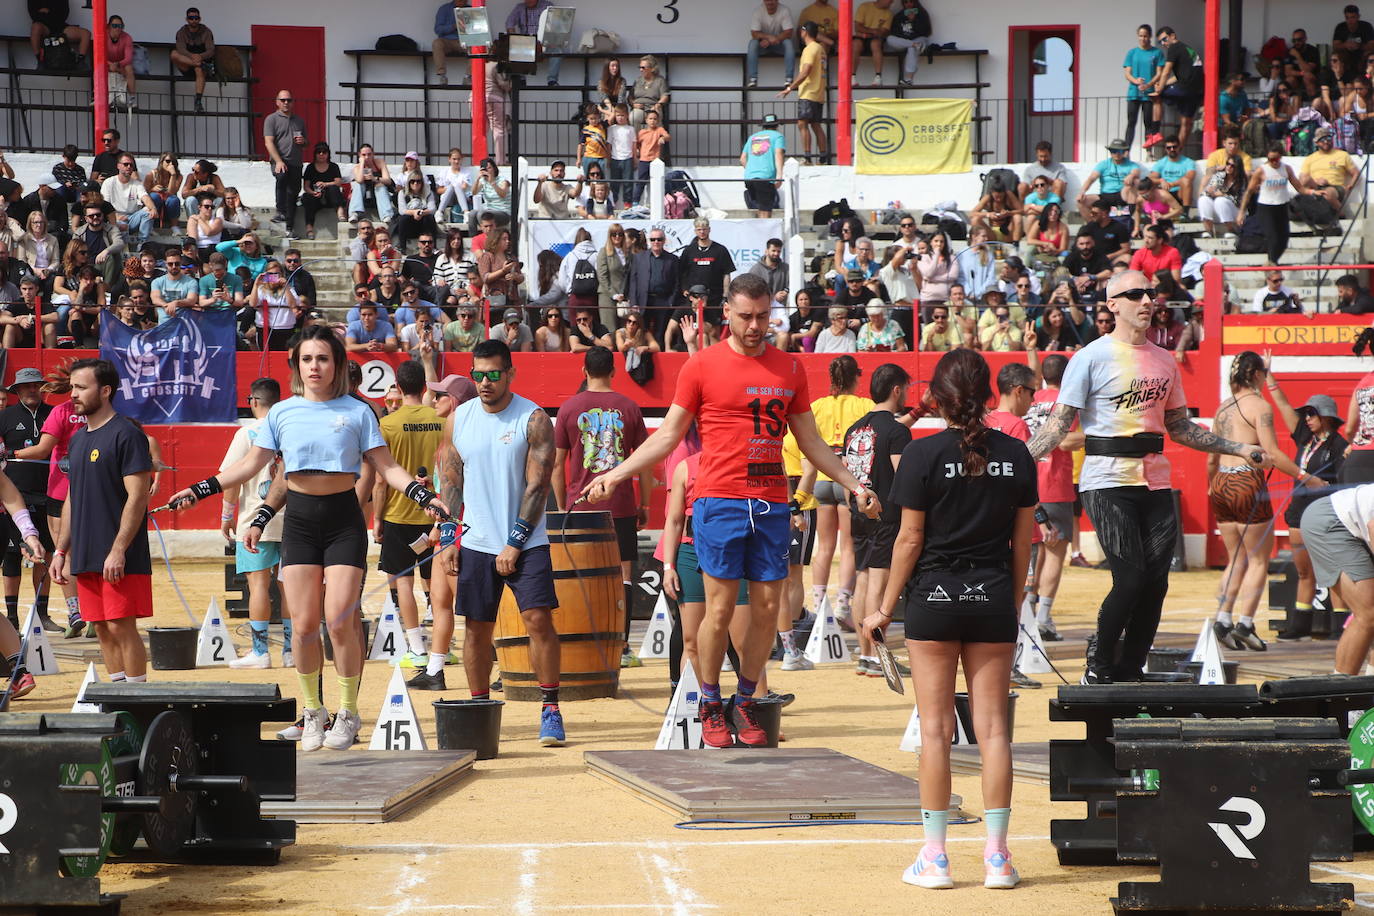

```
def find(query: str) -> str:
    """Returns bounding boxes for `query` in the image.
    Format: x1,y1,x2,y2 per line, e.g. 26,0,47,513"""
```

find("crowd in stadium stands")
6,2,1374,360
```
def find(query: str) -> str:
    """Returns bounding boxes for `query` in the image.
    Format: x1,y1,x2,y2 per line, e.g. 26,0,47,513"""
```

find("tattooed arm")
1254,404,1306,480
1164,406,1271,467
1027,403,1081,460
436,414,464,575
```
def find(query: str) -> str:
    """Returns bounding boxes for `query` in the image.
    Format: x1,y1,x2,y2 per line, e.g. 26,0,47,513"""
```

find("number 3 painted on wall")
657,0,680,24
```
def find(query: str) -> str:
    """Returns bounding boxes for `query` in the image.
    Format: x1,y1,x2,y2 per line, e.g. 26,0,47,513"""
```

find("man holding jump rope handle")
586,273,881,748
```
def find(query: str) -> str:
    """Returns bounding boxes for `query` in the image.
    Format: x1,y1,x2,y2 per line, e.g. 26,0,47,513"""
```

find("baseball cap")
1300,393,1342,421
426,373,477,405
1315,127,1333,141
1106,138,1128,151
762,113,779,126
404,150,420,160
41,174,62,190
8,367,43,390
503,308,522,324
846,268,865,282
687,284,708,297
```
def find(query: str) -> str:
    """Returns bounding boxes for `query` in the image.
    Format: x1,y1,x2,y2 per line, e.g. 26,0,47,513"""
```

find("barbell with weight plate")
57,710,247,873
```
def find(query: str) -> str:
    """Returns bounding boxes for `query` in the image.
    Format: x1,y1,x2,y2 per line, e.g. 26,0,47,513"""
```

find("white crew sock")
426,645,448,675
405,626,426,656
1036,596,1054,625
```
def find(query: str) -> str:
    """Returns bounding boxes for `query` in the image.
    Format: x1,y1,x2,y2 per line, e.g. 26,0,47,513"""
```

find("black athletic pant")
275,166,302,227
1124,99,1161,148
1080,486,1176,680
1256,202,1290,265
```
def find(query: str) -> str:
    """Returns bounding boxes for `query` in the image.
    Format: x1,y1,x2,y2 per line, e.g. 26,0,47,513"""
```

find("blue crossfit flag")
99,309,237,422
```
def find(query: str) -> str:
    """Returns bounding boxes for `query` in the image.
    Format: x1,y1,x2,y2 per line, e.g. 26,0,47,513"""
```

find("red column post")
836,0,853,165
470,0,488,163
92,0,108,142
1202,0,1220,155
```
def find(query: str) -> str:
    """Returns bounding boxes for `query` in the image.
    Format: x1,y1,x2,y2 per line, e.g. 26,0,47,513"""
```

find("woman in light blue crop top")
168,326,448,751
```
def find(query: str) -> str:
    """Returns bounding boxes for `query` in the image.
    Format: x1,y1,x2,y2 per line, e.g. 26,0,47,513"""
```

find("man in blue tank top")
436,340,566,746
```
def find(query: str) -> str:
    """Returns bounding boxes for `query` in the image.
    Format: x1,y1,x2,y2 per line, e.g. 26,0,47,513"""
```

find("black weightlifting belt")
1084,433,1165,458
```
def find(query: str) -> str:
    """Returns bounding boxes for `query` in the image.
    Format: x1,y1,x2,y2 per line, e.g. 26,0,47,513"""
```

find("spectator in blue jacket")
433,0,469,87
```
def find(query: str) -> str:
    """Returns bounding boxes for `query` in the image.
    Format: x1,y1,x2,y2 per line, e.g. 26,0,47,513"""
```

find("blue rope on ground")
674,815,981,830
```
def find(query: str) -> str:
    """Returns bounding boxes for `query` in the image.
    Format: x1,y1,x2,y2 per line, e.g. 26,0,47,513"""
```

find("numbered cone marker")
22,606,58,676
370,597,405,662
1014,599,1053,675
196,599,234,667
655,659,703,749
71,662,101,713
803,594,850,665
1198,622,1228,685
1190,618,1210,662
638,592,673,660
369,666,428,750
899,702,921,752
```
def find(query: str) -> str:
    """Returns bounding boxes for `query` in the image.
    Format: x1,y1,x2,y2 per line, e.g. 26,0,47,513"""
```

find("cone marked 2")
196,598,234,666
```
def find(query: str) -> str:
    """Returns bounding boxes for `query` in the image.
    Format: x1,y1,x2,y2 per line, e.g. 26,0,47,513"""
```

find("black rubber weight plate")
137,710,197,857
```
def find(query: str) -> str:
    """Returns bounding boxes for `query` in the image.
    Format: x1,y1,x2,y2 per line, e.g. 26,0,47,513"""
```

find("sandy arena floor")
12,559,1374,915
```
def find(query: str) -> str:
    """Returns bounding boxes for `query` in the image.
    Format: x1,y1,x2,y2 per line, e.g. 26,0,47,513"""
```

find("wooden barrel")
493,510,624,701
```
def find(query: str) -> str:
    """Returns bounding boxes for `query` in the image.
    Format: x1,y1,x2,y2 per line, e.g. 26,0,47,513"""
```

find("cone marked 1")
804,594,850,665
369,596,405,661
1014,598,1053,674
71,662,100,713
22,606,58,676
369,666,428,750
196,598,234,666
638,592,673,660
655,659,704,749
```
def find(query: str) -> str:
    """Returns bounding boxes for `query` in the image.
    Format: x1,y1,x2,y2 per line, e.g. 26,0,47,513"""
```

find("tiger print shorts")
1208,466,1272,525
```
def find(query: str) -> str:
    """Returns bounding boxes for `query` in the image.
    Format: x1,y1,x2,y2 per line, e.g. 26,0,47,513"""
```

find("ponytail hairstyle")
930,348,992,476
1230,350,1265,391
828,354,862,396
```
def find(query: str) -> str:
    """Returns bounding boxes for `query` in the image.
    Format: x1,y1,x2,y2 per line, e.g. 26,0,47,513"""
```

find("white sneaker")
282,648,294,669
301,706,329,752
323,709,362,750
277,716,303,741
781,649,815,671
228,651,270,669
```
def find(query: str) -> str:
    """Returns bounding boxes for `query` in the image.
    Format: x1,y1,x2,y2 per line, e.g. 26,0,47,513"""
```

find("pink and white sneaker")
983,851,1020,889
901,846,953,889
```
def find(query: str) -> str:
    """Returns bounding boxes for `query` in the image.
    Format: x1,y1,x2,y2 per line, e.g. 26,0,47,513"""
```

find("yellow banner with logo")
855,98,973,175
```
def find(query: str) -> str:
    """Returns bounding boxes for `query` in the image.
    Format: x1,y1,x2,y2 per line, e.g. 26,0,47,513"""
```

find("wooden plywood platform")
584,748,956,823
262,750,476,823
949,741,1051,786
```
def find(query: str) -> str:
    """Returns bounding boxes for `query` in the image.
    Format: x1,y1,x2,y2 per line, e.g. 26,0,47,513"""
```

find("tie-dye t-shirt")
1057,335,1186,492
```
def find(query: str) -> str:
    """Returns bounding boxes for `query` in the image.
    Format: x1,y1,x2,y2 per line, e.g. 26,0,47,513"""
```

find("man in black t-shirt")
1064,232,1112,302
50,359,154,683
569,305,613,352
1337,274,1374,314
1083,201,1131,264
0,368,55,633
1156,27,1202,151
1334,5,1374,70
677,219,736,324
842,363,914,676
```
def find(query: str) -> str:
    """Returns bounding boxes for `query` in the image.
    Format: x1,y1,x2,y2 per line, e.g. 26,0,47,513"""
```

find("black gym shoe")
1233,619,1267,652
64,616,86,638
38,614,63,633
1010,667,1042,689
1080,669,1113,685
764,690,795,707
1213,619,1240,650
490,678,503,692
1277,613,1313,641
407,668,446,690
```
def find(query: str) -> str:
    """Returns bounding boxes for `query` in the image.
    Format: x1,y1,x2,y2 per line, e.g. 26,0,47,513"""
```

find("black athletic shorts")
744,179,780,212
789,508,816,566
379,520,434,579
853,516,899,570
1,502,52,577
47,496,63,519
902,565,1017,643
281,489,368,569
457,544,559,622
613,515,639,565
798,99,824,122
1097,191,1127,209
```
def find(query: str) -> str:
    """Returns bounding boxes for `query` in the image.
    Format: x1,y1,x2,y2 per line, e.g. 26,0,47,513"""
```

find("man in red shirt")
587,273,879,748
1127,225,1183,287
553,346,651,666
1022,354,1084,642
984,361,1045,689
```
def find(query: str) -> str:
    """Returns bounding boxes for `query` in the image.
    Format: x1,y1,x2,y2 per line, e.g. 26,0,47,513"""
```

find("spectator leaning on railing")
1,276,56,349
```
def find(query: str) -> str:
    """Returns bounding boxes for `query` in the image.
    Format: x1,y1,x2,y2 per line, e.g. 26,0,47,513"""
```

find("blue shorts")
457,544,559,623
236,540,281,574
692,497,790,583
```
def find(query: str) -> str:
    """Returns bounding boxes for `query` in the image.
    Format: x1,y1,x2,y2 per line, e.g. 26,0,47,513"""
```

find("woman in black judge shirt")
864,347,1036,890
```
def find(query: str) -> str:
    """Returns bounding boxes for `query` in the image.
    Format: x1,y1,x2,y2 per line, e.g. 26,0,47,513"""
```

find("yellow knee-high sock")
297,670,324,710
337,674,361,714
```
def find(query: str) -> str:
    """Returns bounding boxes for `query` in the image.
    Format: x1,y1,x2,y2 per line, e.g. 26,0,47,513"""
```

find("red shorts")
76,573,154,622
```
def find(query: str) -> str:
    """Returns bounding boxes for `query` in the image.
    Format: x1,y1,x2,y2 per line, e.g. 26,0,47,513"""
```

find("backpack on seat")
569,258,599,296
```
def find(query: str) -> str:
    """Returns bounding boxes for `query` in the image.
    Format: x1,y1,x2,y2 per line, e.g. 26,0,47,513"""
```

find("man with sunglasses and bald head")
1027,271,1270,684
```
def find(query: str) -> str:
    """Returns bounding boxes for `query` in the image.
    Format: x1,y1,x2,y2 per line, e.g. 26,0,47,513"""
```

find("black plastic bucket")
148,627,197,670
433,699,504,760
323,618,371,662
951,691,1018,745
1183,660,1241,684
745,696,785,748
1146,647,1193,673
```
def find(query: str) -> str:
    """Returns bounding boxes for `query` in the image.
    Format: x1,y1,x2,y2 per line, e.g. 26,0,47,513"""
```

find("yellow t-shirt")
810,393,875,481
1205,148,1252,173
921,322,962,351
854,1,893,33
799,1,839,38
798,42,826,102
782,433,803,479
1301,148,1356,186
379,403,445,525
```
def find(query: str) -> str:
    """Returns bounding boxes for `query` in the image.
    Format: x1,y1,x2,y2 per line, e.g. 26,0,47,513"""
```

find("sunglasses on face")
470,369,506,382
899,222,915,228
187,14,200,20
1113,288,1156,301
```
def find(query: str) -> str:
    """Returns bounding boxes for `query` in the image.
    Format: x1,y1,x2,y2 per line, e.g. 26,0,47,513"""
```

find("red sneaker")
731,698,769,747
700,701,734,748
8,671,35,699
